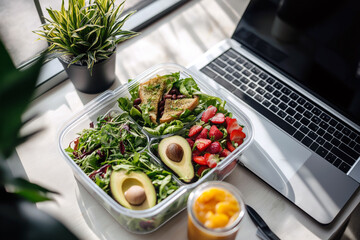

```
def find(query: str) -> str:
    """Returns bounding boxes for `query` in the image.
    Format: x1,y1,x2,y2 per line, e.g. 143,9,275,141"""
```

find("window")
0,0,188,97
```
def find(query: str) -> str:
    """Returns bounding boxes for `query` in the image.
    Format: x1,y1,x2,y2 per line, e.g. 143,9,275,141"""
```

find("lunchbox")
58,63,254,234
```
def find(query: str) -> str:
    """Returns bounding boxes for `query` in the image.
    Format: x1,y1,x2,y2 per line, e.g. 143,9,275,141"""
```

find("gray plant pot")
59,52,116,94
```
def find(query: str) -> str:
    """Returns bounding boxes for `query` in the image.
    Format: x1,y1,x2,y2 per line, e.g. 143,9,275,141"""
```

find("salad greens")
117,72,228,135
65,112,179,203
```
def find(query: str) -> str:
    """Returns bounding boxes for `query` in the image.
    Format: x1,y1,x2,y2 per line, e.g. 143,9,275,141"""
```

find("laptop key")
233,80,241,86
249,82,256,89
240,85,248,91
279,102,287,110
302,136,313,147
316,146,328,158
285,116,295,124
324,142,333,150
251,67,261,75
219,54,228,61
240,77,249,84
255,94,264,102
265,85,274,92
277,110,286,118
259,72,268,79
290,92,299,100
281,87,291,95
244,62,253,69
274,82,283,89
256,87,265,95
312,108,322,116
270,105,279,113
271,98,280,105
339,162,351,173
250,75,259,82
266,77,275,84
210,64,226,75
232,71,241,78
333,158,342,167
325,153,337,163
304,102,313,110
226,50,238,58
235,65,243,72
280,95,290,103
273,90,281,97
263,100,271,107
308,131,317,140
225,74,234,81
235,57,245,64
247,89,256,96
264,93,272,99
320,113,331,122
225,67,234,73
201,67,217,79
215,59,226,68
294,131,305,141
300,125,310,134
242,70,251,76
227,59,236,66
258,80,266,87
297,97,306,105
310,142,319,151
213,76,233,90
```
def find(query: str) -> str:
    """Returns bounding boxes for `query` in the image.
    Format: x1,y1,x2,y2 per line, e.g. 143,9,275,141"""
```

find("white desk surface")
13,0,360,239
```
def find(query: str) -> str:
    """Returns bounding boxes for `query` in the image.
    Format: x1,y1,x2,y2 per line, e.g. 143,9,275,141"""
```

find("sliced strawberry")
209,125,223,141
197,166,209,176
230,129,246,145
196,128,209,140
225,116,232,126
186,138,194,148
226,118,242,134
189,125,203,137
192,148,202,157
204,153,219,168
193,156,207,165
226,141,236,152
210,113,225,124
220,149,231,157
195,138,212,151
207,141,222,154
201,105,217,123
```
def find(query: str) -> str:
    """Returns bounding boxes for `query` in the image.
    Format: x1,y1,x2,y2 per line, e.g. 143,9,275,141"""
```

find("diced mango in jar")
205,213,229,228
193,187,240,229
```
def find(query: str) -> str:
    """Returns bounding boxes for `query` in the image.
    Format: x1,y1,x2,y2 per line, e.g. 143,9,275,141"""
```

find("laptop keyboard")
200,48,360,174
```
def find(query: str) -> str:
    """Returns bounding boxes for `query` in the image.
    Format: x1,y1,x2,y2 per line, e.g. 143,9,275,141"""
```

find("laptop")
189,0,360,224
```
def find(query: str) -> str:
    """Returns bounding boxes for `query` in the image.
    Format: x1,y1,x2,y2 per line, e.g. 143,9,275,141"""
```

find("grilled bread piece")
139,76,166,124
159,97,199,123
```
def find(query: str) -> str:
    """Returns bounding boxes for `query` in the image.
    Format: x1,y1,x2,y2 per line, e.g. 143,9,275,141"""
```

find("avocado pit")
166,143,184,162
124,185,146,206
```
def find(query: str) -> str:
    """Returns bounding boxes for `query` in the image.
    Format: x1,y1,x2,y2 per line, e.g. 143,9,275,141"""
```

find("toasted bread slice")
159,97,199,123
139,76,166,124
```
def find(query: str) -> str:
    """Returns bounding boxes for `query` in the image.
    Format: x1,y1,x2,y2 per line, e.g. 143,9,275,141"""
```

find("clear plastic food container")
58,63,254,234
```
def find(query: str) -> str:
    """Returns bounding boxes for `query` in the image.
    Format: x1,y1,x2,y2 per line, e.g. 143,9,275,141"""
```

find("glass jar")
187,181,245,240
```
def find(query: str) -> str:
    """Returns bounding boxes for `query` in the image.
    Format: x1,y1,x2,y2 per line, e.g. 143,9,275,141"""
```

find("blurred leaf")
2,177,58,203
0,42,45,158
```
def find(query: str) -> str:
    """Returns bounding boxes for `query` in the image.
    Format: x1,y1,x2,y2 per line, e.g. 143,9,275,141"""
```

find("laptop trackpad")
289,153,358,224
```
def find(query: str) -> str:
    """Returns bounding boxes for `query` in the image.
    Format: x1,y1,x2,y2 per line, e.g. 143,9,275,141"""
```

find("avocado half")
158,135,194,183
110,170,156,210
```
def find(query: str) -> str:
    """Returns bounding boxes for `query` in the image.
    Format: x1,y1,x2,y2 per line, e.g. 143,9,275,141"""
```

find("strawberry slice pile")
185,105,246,176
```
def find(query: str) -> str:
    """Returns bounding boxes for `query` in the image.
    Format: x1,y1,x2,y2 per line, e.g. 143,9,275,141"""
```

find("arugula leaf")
128,79,139,101
162,120,183,135
117,97,132,112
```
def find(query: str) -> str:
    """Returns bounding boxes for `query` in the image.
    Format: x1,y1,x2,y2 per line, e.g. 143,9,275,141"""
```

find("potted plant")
34,0,139,94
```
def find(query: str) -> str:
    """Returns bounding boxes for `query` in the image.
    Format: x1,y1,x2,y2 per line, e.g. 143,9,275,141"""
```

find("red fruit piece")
226,141,236,152
193,156,207,165
201,105,217,123
196,128,209,140
230,129,246,145
192,149,202,157
211,113,225,124
209,125,223,141
207,141,222,154
186,138,194,148
195,138,212,151
220,149,231,157
204,153,219,168
226,118,242,134
189,125,202,137
197,166,209,176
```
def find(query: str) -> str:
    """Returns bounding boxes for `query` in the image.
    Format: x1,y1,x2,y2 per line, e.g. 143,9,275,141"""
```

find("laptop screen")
232,0,360,126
